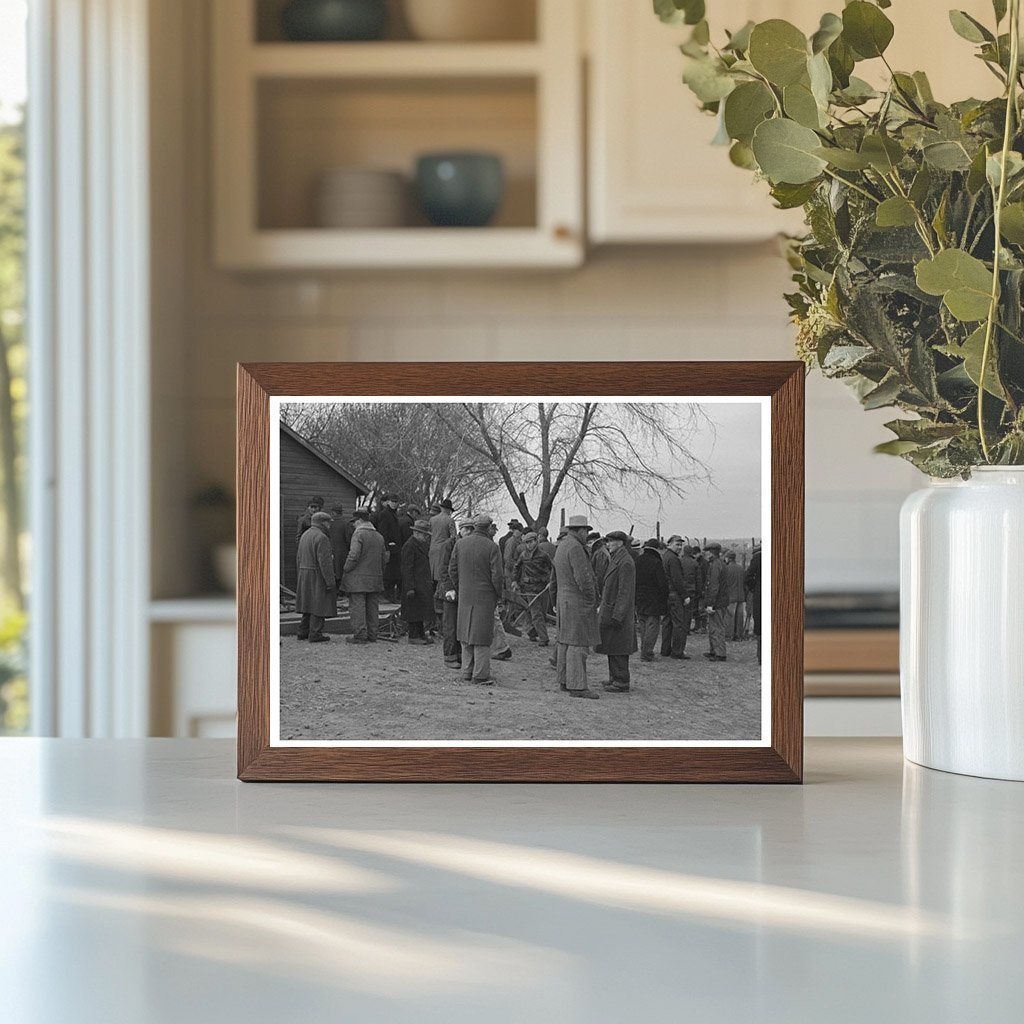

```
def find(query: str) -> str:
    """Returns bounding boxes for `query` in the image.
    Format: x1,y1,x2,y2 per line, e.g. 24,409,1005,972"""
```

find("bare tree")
280,402,502,513
433,402,711,528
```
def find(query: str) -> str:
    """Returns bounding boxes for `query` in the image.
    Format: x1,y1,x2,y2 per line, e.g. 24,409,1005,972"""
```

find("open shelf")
212,0,582,268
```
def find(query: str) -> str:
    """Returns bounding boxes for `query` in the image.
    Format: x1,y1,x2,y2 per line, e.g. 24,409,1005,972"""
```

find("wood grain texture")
804,629,899,674
237,361,805,783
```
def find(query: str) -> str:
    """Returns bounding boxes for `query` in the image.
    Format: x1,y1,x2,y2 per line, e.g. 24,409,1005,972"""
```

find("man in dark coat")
702,543,730,661
596,531,638,691
295,495,324,544
660,535,690,660
450,514,503,684
295,511,335,643
373,494,403,601
745,547,762,665
401,519,435,645
511,530,553,646
439,520,473,668
342,508,386,644
635,538,669,662
551,515,601,699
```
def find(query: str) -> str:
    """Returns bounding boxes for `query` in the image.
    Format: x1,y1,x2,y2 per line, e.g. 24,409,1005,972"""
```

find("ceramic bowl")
281,0,389,42
415,152,504,228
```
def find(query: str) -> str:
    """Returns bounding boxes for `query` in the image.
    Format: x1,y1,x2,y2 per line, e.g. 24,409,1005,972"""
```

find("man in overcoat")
401,519,435,644
295,511,336,643
342,508,387,644
450,514,503,684
429,498,457,585
596,531,638,691
373,494,403,601
551,515,601,699
702,543,730,661
636,538,669,661
660,535,690,660
439,520,473,668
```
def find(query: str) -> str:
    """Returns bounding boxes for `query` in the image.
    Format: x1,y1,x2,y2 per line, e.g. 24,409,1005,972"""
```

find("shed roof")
280,421,369,495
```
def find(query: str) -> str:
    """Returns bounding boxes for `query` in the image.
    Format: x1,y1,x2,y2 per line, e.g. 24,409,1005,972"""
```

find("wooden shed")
279,422,368,593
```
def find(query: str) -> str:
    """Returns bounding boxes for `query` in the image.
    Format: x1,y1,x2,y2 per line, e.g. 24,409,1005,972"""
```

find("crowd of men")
293,493,761,700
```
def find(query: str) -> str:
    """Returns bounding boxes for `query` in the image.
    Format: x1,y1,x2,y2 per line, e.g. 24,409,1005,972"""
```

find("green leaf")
948,10,994,44
915,249,994,322
939,325,1006,398
784,80,824,129
724,20,755,53
748,20,809,87
923,140,972,171
770,180,820,209
860,133,904,173
682,57,736,104
814,146,872,170
842,1,895,59
810,12,843,54
723,81,775,144
653,0,705,26
876,197,918,228
751,118,828,184
729,140,757,169
1000,203,1024,244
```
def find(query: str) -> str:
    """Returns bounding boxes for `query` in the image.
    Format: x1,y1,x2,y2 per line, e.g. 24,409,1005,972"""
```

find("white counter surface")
1,738,1021,1023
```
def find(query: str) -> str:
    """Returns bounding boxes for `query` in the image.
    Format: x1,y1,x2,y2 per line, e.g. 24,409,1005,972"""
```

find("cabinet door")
587,0,810,242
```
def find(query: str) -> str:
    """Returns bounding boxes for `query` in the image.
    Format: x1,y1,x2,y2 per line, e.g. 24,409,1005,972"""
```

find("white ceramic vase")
900,467,1024,781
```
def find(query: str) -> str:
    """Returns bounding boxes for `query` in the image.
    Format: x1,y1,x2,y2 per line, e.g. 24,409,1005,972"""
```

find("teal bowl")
281,0,388,42
415,153,505,228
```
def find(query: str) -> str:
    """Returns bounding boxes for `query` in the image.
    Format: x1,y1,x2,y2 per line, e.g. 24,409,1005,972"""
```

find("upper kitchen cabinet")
212,0,584,269
588,0,822,244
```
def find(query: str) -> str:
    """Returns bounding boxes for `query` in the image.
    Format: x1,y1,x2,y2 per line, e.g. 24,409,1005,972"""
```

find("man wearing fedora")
428,498,457,585
596,531,638,692
342,507,387,644
551,514,601,699
295,511,336,643
450,514,504,684
401,519,435,645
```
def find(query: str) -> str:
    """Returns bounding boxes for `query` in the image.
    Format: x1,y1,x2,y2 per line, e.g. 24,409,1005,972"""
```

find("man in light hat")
551,515,601,699
401,519,435,645
596,531,638,691
450,514,503,684
429,497,457,586
295,511,336,643
342,507,386,644
703,543,729,661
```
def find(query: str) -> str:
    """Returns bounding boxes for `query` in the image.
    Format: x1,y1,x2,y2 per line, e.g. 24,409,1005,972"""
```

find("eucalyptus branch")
979,0,1021,462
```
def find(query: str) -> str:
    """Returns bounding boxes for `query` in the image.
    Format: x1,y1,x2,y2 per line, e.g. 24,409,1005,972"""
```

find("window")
0,0,27,734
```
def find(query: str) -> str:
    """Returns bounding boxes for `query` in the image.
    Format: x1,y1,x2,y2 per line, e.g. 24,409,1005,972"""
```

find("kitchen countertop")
1,738,1021,1023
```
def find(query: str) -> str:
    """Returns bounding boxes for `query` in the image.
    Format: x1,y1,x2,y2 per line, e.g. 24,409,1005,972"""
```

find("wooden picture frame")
237,362,804,782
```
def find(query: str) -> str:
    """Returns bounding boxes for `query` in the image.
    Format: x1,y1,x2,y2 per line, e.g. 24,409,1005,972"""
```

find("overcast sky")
487,400,764,543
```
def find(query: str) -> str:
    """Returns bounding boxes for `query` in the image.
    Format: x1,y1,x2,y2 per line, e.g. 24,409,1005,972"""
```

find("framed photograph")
237,362,804,782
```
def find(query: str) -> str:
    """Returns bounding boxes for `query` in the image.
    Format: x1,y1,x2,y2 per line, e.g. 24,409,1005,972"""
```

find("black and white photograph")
270,396,769,746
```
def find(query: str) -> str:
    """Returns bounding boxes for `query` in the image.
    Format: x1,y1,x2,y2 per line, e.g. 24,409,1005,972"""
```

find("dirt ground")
279,623,763,742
